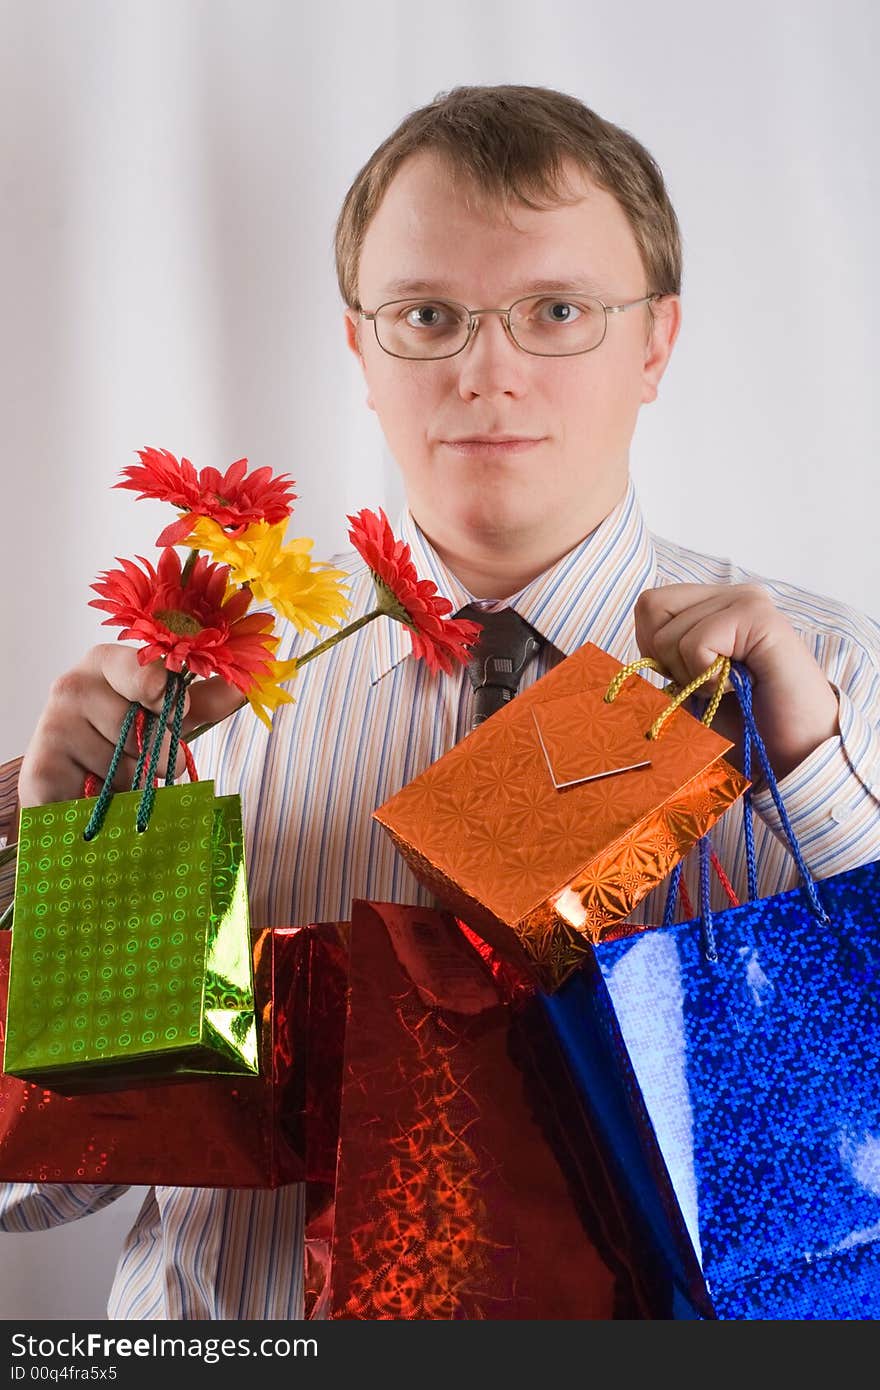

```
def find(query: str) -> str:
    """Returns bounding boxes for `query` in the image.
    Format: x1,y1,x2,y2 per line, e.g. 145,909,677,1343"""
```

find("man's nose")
455,312,529,399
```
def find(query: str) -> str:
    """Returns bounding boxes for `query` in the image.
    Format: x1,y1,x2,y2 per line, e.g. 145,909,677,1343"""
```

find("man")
1,85,878,1319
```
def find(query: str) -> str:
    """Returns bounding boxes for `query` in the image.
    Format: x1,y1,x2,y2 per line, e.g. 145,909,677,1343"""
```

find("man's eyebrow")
378,276,606,299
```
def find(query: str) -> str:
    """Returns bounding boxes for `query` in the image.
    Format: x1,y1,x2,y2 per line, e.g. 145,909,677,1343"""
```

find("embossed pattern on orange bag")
374,643,749,991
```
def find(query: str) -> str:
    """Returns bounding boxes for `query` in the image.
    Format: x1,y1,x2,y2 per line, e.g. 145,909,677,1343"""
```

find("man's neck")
413,487,629,599
435,544,570,600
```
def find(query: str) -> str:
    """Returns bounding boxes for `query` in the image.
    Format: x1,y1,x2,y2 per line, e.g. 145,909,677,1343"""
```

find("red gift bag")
316,900,672,1319
0,923,348,1188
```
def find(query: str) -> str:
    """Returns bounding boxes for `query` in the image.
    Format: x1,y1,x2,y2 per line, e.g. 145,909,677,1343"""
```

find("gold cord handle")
603,656,673,702
604,654,731,740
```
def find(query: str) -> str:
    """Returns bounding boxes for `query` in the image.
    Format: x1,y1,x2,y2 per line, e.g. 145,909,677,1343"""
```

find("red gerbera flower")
89,546,278,691
115,447,297,547
347,508,481,674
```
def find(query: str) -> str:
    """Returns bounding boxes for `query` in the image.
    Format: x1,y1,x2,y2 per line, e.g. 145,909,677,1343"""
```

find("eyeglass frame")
356,290,663,360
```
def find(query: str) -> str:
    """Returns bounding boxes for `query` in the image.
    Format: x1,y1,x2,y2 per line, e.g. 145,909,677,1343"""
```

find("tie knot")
455,604,543,728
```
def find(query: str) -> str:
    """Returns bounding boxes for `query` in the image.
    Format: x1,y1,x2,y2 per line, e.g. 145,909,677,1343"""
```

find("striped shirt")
1,478,879,1319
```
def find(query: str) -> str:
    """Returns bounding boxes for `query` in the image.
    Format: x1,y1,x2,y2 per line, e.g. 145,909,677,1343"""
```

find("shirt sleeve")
0,757,21,841
0,756,22,915
750,630,880,877
0,1180,131,1232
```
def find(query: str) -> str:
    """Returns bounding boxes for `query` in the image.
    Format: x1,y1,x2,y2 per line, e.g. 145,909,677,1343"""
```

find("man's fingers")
23,643,248,811
642,594,737,685
183,676,248,735
635,583,759,630
47,672,136,758
84,644,174,712
20,645,194,809
47,662,186,763
21,727,138,805
673,616,740,688
88,647,196,763
637,593,729,684
76,752,146,795
26,716,187,803
636,584,777,690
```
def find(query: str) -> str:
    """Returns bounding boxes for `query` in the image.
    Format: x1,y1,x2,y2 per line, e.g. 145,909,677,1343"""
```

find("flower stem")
292,608,382,669
180,608,385,743
180,548,199,587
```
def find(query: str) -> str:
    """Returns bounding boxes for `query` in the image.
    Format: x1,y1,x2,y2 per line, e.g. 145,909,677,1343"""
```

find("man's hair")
334,84,682,308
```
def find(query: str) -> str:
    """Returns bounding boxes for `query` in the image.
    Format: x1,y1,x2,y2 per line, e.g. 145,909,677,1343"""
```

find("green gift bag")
3,679,258,1091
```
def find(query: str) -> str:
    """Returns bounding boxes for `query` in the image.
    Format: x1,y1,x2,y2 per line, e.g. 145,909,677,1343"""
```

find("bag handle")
662,834,726,961
605,651,733,958
604,654,730,741
728,662,827,922
82,707,198,799
0,678,197,930
82,669,189,841
666,845,740,924
661,660,829,958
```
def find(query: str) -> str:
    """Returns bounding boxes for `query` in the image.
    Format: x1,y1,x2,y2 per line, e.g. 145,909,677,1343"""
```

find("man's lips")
441,437,546,455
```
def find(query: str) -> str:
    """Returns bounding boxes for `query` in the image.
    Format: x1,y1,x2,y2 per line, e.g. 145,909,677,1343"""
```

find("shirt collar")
368,477,656,684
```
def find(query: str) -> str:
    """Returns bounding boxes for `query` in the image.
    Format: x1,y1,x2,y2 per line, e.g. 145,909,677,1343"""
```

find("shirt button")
829,802,853,825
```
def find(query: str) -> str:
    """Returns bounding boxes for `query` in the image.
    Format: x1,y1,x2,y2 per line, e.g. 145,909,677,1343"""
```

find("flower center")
155,607,202,636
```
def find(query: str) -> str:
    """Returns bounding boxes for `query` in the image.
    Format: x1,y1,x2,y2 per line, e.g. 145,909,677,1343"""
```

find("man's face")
345,151,679,562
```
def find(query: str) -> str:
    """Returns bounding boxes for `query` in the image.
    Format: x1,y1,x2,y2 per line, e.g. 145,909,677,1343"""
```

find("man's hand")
634,583,840,780
18,644,246,809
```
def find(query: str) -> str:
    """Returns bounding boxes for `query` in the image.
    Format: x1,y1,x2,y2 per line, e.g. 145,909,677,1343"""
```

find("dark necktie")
455,604,544,731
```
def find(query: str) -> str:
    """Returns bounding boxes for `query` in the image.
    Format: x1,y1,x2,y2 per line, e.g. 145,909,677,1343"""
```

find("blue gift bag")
543,664,880,1320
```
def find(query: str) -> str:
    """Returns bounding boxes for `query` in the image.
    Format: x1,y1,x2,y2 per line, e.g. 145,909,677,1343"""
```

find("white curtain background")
1,0,877,1320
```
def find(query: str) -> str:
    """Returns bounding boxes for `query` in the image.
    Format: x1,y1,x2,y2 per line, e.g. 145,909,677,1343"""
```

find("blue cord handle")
661,660,829,943
698,833,718,961
729,662,828,922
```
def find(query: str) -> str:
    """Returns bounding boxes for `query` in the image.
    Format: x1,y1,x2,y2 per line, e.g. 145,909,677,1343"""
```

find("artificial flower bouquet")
1,448,479,1091
94,447,480,730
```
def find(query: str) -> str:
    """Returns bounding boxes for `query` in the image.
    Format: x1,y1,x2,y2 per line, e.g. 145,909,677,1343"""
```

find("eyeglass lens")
373,295,608,358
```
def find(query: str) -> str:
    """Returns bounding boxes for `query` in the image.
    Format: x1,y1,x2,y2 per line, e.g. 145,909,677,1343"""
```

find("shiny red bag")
0,922,348,1188
314,900,671,1319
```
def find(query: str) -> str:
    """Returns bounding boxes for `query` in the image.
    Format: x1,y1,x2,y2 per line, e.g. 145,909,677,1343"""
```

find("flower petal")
348,508,479,673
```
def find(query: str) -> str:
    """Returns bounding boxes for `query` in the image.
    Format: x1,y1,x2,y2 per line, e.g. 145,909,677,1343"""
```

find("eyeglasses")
358,291,661,360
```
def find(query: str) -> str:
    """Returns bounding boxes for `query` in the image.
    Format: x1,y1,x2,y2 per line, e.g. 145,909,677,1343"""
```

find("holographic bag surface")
3,694,258,1090
320,901,673,1321
374,644,748,993
0,923,347,1186
543,664,880,1320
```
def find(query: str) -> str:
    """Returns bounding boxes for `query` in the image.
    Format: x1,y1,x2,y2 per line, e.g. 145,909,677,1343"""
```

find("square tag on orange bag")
374,641,749,991
532,692,651,788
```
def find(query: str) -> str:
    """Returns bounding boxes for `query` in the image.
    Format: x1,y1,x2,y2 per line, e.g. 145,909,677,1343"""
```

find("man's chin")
447,493,544,544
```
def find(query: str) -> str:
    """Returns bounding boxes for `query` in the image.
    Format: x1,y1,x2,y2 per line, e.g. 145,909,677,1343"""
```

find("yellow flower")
188,518,350,635
243,657,301,729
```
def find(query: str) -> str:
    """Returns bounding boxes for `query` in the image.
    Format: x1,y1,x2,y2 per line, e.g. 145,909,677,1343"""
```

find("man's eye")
403,303,454,328
536,299,583,323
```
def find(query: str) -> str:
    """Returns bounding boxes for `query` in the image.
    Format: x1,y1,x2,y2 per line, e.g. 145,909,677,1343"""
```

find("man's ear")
344,309,365,366
344,309,375,411
641,294,681,404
